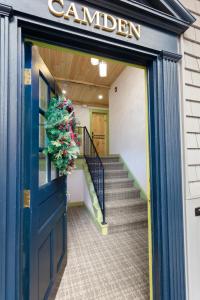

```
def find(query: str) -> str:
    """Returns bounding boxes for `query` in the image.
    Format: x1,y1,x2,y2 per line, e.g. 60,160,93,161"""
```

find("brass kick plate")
24,190,31,208
24,69,32,85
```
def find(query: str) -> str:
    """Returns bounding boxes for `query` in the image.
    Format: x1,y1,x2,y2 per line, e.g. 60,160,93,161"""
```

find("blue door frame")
0,1,194,299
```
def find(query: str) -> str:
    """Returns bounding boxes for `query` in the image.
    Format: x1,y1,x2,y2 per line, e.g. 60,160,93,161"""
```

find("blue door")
23,44,67,300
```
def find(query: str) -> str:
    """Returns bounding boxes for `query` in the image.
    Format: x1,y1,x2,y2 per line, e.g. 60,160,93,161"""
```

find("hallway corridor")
50,206,149,300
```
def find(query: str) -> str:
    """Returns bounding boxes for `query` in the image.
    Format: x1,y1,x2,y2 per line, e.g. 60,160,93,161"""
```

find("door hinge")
24,69,32,85
24,190,31,208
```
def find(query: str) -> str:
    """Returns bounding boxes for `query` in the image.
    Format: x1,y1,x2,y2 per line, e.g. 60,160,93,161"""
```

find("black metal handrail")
77,126,106,224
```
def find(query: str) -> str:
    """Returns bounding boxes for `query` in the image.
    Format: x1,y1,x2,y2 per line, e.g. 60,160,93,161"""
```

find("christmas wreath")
43,96,80,175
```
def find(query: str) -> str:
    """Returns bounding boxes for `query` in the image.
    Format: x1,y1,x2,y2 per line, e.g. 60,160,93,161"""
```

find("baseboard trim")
68,201,84,207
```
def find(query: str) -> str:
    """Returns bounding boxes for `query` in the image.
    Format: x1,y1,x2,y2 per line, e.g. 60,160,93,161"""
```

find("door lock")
195,207,200,216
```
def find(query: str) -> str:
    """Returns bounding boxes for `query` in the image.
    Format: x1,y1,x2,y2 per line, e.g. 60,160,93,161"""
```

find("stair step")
104,170,129,179
87,154,148,235
107,210,148,234
105,178,134,189
105,187,140,201
101,156,120,163
106,198,147,215
103,162,124,170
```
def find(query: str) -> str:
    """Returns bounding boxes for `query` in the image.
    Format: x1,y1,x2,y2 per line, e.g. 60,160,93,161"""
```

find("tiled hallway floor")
51,206,149,300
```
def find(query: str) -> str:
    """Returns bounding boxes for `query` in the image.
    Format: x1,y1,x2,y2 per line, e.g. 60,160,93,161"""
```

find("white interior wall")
109,66,147,192
67,170,85,203
69,67,147,212
74,104,90,131
67,170,94,213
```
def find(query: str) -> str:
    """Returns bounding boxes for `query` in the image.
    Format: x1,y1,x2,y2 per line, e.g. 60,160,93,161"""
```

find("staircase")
101,156,148,234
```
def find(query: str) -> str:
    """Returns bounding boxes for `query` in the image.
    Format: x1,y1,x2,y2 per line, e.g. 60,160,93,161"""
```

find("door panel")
38,237,51,300
24,44,67,300
55,215,66,271
91,112,108,156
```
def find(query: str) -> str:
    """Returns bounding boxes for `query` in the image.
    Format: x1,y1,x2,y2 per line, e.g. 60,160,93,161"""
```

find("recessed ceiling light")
91,58,99,66
99,61,107,77
98,95,103,100
62,90,66,95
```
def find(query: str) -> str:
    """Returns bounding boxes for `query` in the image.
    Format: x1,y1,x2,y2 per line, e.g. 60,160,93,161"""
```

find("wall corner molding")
160,50,182,62
0,4,13,18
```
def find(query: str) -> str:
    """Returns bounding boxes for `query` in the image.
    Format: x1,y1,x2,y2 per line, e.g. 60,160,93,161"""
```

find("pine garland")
43,96,80,175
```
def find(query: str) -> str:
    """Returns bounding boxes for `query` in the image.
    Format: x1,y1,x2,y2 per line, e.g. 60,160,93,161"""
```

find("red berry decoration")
43,97,80,175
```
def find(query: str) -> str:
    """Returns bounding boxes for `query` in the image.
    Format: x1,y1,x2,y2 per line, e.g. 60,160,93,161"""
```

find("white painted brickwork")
180,1,200,299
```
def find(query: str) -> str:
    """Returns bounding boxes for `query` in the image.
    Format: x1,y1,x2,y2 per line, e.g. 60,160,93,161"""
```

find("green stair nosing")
118,155,148,203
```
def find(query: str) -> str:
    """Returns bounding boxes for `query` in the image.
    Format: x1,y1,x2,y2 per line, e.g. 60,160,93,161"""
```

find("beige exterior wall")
179,1,200,299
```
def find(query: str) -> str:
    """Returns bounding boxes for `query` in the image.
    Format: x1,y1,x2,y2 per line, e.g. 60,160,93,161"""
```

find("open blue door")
23,44,67,300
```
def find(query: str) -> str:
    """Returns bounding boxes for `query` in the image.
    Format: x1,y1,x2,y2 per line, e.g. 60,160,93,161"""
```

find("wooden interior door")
91,112,108,156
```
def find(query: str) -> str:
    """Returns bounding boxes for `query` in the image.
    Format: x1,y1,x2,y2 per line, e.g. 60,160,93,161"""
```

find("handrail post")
102,168,106,225
83,126,85,157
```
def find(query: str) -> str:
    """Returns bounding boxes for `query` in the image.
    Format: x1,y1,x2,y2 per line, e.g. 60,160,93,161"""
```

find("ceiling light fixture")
99,61,107,77
62,90,67,95
91,58,99,66
98,95,104,100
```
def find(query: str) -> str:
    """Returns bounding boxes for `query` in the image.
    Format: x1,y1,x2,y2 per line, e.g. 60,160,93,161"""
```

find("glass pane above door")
39,76,48,111
39,152,48,186
51,162,57,181
39,114,46,148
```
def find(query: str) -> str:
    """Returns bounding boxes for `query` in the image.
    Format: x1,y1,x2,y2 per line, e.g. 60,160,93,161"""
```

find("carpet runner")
101,156,148,234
